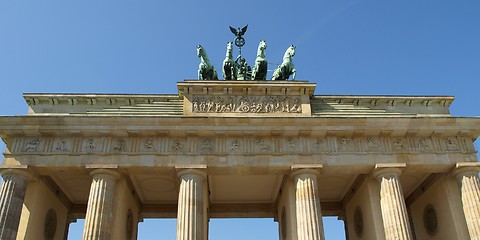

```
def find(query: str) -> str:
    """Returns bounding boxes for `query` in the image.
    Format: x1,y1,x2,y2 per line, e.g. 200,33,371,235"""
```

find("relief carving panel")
10,136,473,156
22,138,42,152
228,139,242,153
192,96,302,114
54,139,70,152
255,138,273,153
312,138,328,152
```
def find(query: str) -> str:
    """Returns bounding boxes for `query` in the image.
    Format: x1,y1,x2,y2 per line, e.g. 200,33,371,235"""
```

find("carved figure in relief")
314,139,326,151
55,140,68,152
366,138,380,150
256,139,271,152
199,101,206,112
113,139,125,152
23,138,40,152
191,96,302,114
207,101,214,112
446,138,459,151
251,40,268,80
222,42,237,80
215,98,226,113
272,45,296,80
230,140,240,152
197,45,218,80
290,97,301,113
417,138,431,151
393,138,407,151
201,139,213,152
172,140,183,151
86,139,96,151
144,138,155,151
193,102,199,112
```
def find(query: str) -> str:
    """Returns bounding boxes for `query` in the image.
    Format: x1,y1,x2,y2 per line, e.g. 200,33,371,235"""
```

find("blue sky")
0,1,479,239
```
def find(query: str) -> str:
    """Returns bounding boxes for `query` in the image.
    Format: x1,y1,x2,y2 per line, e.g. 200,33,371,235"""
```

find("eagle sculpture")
229,25,248,38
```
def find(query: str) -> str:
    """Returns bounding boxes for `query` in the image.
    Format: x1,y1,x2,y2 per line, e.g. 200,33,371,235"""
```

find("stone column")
292,169,325,240
453,163,480,239
0,169,32,240
176,169,208,240
82,169,120,240
373,165,413,240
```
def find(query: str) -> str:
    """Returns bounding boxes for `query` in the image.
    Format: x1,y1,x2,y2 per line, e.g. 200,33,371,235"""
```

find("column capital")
373,163,406,180
0,168,33,181
291,168,321,179
452,162,480,177
177,168,207,180
89,168,121,180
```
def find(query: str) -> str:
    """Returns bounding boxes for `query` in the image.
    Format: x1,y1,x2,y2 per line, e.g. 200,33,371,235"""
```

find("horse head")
226,42,233,58
197,45,204,58
257,40,267,57
284,45,296,60
197,45,211,64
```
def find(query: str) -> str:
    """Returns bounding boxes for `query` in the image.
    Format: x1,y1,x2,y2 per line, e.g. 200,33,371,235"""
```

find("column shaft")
375,168,413,240
82,169,119,240
293,169,325,240
176,169,207,240
0,169,31,240
456,169,480,239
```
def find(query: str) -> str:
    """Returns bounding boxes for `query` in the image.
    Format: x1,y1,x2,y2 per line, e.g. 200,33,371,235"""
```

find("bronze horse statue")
197,45,218,80
222,42,237,80
251,40,268,80
272,45,296,80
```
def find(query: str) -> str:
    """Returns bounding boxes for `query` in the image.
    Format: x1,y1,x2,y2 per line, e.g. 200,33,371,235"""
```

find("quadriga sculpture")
272,45,296,80
197,45,218,80
251,40,268,80
222,42,237,80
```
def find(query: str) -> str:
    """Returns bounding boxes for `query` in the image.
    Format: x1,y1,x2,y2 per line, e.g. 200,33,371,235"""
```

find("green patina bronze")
251,40,268,80
235,55,252,80
229,25,248,49
197,45,218,80
222,42,237,80
272,45,296,81
196,26,296,81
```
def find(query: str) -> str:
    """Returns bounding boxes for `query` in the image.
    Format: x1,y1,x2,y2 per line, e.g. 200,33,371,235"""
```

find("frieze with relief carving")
9,136,474,155
192,96,302,114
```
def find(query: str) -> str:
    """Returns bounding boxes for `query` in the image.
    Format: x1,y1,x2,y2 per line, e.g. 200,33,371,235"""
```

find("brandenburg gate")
0,79,479,240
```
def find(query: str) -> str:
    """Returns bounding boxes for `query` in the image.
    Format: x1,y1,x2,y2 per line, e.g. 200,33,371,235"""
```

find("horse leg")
231,66,236,80
251,61,255,79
